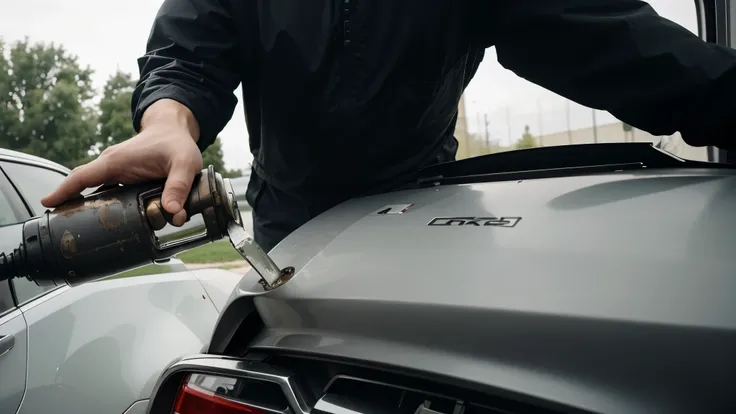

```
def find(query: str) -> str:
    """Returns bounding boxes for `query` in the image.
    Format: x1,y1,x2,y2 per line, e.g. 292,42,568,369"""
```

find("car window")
0,162,63,303
1,161,67,217
0,280,13,315
0,226,24,313
0,172,27,313
0,187,19,227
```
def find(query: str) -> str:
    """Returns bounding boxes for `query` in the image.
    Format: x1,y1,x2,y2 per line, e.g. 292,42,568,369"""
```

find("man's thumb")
162,162,196,219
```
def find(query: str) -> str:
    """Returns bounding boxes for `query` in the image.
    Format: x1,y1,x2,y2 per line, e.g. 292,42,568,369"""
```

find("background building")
455,95,471,159
533,122,708,162
454,97,709,163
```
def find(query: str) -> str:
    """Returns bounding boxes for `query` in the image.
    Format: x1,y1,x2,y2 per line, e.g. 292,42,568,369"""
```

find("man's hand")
41,99,203,227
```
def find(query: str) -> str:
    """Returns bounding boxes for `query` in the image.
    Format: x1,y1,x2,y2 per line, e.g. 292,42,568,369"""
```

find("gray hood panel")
231,168,736,413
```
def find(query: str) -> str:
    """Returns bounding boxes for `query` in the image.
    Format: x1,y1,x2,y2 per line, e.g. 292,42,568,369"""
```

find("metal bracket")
227,221,294,289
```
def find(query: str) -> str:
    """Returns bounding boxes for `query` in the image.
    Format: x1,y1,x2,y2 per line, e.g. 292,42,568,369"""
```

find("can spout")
226,220,294,289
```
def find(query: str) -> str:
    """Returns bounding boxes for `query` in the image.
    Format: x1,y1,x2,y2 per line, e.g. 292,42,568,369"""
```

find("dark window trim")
0,281,15,316
0,168,30,313
0,165,33,223
0,160,70,217
14,283,65,308
698,0,735,163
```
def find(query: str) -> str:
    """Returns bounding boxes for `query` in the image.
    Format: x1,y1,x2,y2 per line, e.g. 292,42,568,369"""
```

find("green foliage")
0,38,98,167
515,125,537,149
202,137,227,174
98,70,136,150
201,137,244,178
622,122,633,132
0,37,245,176
176,239,243,264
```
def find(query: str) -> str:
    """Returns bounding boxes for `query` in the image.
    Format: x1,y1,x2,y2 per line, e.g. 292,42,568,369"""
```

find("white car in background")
0,149,241,414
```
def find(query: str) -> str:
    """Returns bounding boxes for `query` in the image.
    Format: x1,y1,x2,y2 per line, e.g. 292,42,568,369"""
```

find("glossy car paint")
0,310,26,414
189,269,244,313
15,271,219,414
219,168,736,414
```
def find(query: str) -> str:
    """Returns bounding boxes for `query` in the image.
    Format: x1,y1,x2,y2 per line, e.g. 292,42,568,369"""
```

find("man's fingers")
162,161,196,217
171,210,188,227
41,159,110,207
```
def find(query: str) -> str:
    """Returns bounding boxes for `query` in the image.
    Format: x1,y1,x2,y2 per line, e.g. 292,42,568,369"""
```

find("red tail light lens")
173,373,286,414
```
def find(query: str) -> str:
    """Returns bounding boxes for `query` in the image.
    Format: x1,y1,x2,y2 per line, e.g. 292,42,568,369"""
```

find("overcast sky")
1,0,697,170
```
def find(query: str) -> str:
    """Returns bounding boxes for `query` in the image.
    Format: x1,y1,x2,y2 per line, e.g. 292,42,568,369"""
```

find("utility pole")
506,106,511,145
484,113,489,146
591,108,598,143
566,100,573,144
537,98,544,146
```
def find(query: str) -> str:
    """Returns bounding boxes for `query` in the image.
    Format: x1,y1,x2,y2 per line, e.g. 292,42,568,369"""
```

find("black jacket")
131,0,736,203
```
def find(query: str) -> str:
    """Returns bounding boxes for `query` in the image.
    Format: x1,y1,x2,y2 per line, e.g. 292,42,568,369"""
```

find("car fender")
15,271,220,414
189,268,243,313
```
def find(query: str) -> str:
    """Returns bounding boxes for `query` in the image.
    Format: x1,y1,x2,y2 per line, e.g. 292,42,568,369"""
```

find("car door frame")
698,0,736,163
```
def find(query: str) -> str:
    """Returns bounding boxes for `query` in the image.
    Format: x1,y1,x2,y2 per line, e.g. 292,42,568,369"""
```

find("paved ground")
187,260,252,275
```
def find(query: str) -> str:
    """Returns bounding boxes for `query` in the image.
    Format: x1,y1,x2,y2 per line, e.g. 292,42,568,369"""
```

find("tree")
98,71,136,150
622,122,635,142
202,137,242,178
515,125,537,149
0,38,98,167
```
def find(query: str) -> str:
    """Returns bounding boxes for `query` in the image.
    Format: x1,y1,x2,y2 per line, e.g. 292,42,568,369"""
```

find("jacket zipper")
343,0,351,46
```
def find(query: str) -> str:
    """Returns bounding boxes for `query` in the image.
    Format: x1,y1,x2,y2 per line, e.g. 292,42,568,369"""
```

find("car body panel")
190,269,244,313
222,168,736,413
0,310,27,414
122,400,150,414
15,272,219,414
0,149,70,174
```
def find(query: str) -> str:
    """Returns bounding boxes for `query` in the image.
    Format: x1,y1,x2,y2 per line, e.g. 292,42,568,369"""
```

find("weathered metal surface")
1,166,259,288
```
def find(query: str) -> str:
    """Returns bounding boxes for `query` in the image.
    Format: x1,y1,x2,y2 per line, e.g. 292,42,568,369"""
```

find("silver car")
144,140,736,414
0,149,241,414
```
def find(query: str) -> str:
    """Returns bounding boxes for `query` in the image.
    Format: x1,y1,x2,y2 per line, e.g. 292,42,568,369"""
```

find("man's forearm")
140,99,201,143
131,0,242,151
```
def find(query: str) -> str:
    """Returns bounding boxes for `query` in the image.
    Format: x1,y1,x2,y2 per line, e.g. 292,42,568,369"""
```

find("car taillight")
172,373,287,414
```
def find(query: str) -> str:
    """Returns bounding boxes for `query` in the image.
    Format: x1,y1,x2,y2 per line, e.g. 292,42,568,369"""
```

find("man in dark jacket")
43,0,736,252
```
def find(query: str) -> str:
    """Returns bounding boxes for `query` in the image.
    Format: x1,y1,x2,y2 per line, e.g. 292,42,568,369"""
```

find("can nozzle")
226,220,294,289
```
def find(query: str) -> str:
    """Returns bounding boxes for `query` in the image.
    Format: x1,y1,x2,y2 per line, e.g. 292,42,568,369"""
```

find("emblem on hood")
374,204,414,215
428,217,521,227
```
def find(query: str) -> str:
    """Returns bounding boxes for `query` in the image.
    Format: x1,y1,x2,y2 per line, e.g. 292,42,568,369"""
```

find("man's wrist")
140,99,201,143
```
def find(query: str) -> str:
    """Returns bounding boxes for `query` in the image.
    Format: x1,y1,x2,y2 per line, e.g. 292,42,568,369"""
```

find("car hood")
224,167,736,413
249,168,735,325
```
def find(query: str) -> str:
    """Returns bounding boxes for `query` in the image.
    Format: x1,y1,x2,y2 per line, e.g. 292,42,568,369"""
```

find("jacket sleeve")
131,0,243,151
489,0,736,149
